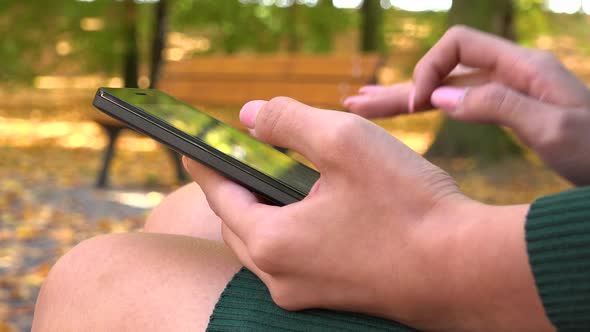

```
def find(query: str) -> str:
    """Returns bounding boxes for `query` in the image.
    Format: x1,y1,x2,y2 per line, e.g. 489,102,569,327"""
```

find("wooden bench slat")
92,53,382,187
161,54,381,80
161,80,367,109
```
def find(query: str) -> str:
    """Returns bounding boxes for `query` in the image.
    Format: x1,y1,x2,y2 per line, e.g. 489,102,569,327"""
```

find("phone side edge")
92,89,302,206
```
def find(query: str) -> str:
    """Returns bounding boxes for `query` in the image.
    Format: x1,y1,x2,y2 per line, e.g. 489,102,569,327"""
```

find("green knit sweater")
207,187,590,331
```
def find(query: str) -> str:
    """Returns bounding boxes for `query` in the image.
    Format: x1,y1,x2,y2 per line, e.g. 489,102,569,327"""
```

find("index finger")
182,156,277,245
412,26,533,110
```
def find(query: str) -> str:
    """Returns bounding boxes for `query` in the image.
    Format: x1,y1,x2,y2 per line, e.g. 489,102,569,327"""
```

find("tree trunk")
425,0,522,162
360,0,383,53
122,0,139,88
149,0,168,88
286,4,299,53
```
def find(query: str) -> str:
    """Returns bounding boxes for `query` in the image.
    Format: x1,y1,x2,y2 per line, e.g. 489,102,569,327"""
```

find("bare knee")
33,234,123,331
145,182,223,241
33,233,241,332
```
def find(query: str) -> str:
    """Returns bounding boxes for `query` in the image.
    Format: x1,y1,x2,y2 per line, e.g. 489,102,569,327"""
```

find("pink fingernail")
431,87,466,112
239,100,267,129
407,87,416,113
343,95,369,108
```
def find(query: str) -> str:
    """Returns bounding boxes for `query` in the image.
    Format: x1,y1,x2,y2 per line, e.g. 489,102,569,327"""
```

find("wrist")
405,196,492,331
423,200,552,332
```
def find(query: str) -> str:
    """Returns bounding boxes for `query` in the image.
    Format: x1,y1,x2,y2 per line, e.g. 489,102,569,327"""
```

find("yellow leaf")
0,321,16,332
15,225,37,241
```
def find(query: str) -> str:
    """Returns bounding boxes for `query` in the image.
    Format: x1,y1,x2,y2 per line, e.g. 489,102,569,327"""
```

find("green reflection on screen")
106,89,319,195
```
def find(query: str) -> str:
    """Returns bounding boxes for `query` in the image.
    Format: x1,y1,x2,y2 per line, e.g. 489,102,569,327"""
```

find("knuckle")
446,25,471,40
257,96,296,141
266,96,298,112
536,111,570,150
480,83,509,109
323,114,363,149
249,228,287,273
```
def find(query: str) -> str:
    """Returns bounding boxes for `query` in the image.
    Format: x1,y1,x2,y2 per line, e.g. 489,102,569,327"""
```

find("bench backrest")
159,54,382,110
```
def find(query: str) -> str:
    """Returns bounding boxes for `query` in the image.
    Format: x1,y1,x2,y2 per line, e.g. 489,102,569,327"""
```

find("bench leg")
96,125,122,188
167,149,188,183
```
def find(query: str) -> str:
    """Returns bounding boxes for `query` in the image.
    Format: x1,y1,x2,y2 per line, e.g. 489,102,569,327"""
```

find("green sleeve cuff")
526,187,590,331
207,268,417,332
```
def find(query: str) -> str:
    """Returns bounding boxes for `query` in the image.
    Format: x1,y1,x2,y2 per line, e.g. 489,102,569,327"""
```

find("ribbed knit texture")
206,268,418,331
526,186,590,331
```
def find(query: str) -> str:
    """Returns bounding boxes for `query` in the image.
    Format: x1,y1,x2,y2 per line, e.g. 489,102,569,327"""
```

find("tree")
425,0,523,162
149,0,169,88
122,0,139,88
360,0,383,52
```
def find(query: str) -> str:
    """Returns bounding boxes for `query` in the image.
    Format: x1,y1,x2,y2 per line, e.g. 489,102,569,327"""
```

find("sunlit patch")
389,0,451,12
34,75,120,90
545,0,581,13
104,190,164,209
0,118,160,152
80,17,104,31
165,32,211,61
55,40,72,56
332,0,362,8
390,131,434,154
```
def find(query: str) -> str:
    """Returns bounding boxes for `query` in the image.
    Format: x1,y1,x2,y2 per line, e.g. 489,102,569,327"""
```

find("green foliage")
0,0,133,85
4,0,590,87
1,0,359,86
171,0,356,54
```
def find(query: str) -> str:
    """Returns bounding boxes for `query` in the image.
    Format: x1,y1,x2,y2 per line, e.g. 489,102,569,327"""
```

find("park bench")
93,53,382,188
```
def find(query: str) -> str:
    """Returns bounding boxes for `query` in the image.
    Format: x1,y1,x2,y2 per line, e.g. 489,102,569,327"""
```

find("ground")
0,89,572,331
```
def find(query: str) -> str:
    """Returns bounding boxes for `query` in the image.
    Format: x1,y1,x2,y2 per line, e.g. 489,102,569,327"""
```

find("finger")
182,156,276,243
431,83,562,146
240,97,364,170
344,83,412,118
344,69,492,118
358,85,389,95
412,25,533,110
221,222,270,280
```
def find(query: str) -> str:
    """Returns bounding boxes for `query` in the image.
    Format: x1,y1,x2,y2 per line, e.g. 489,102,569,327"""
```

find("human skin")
344,25,590,186
34,25,590,332
179,26,590,332
183,95,554,332
32,232,241,332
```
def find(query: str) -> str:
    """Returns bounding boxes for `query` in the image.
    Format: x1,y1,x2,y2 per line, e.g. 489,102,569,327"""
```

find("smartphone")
92,87,319,206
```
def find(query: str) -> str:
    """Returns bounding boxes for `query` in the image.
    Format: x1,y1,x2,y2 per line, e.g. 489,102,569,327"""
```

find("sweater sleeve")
526,186,590,331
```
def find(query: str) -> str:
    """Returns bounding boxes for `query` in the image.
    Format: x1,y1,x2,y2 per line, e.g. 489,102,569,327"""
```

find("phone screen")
103,88,319,195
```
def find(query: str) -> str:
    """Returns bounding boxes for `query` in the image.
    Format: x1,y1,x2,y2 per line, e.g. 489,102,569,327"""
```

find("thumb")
240,96,360,170
431,83,561,145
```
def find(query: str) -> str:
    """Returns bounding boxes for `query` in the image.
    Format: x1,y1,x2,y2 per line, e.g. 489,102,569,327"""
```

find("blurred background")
1,0,589,330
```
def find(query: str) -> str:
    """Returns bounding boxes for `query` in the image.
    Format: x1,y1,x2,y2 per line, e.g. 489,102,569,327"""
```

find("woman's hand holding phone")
183,97,551,331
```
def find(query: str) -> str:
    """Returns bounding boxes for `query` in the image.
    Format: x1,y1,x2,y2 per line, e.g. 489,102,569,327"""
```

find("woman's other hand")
345,26,590,186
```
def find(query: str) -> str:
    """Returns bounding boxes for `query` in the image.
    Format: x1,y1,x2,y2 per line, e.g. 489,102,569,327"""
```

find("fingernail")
431,87,466,112
343,95,369,108
407,87,416,113
239,100,267,129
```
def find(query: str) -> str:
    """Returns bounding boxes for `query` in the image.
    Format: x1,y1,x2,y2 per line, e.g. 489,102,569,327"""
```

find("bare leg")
32,233,242,332
144,182,223,241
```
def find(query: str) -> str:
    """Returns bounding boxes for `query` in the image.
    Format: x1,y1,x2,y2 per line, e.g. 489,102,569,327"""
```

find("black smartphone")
92,87,319,206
